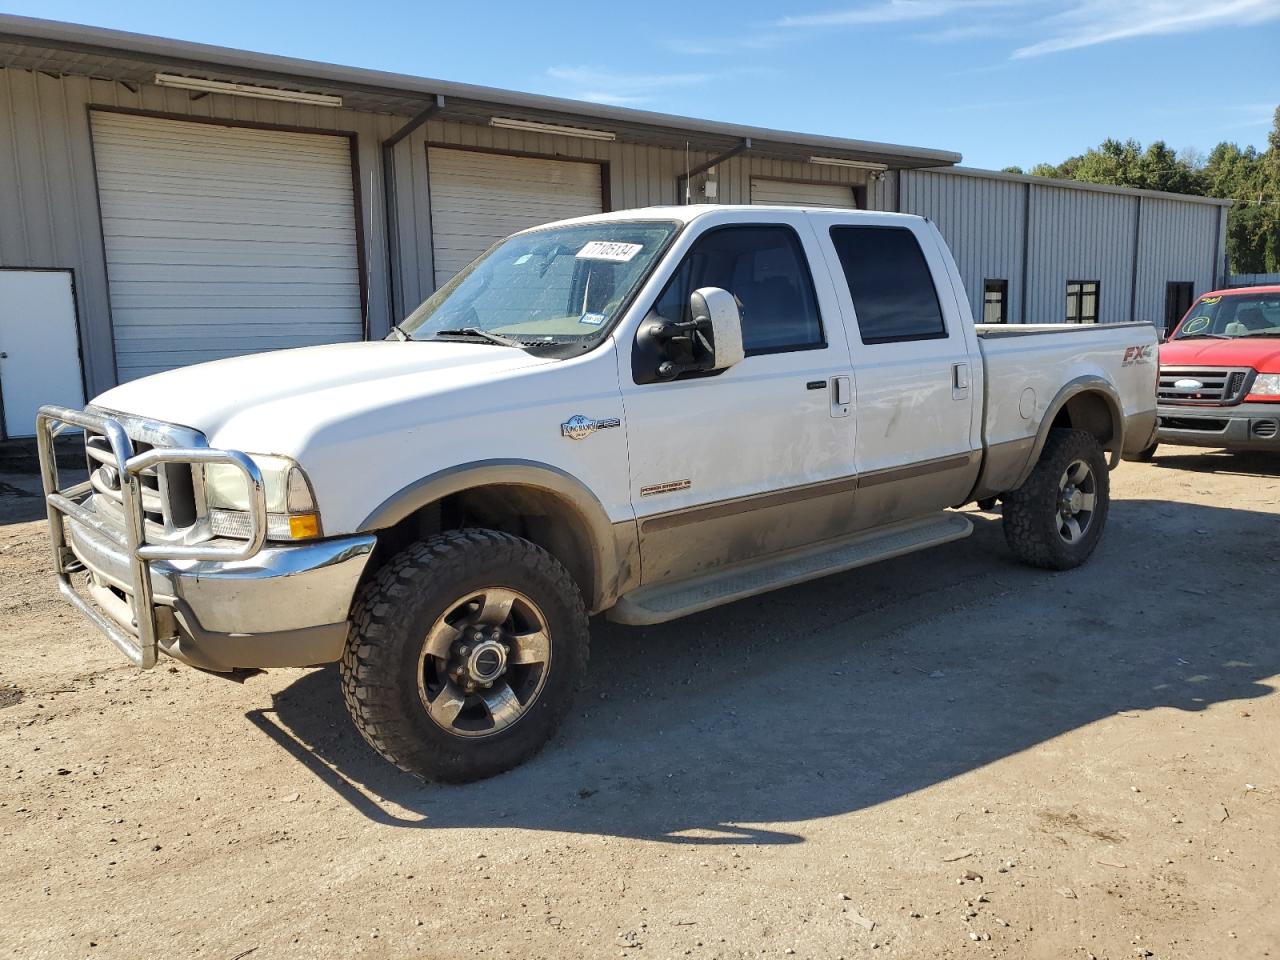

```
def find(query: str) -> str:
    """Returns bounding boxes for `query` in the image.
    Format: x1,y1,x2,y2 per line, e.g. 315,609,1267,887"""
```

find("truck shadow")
1152,449,1280,478
248,498,1280,844
0,472,52,525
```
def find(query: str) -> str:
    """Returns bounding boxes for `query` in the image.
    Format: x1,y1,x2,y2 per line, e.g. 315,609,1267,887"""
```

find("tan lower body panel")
637,476,859,586
611,512,974,626
851,452,982,529
633,452,981,589
968,437,1036,501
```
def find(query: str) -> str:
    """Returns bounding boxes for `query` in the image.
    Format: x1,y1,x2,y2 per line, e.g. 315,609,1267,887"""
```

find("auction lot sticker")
576,241,643,262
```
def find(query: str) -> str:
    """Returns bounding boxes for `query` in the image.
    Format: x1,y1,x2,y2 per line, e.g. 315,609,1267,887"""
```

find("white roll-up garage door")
750,178,858,208
427,147,603,287
91,112,363,382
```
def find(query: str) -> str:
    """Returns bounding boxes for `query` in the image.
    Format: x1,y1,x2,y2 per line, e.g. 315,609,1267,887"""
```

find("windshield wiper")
1176,333,1232,340
433,327,525,348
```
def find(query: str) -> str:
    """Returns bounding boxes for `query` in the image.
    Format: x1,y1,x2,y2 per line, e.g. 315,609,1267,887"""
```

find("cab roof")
537,205,928,228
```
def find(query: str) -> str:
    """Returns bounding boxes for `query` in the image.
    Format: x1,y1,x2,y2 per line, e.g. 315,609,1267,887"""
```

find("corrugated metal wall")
0,67,400,396
899,169,1025,322
716,155,881,208
1133,198,1220,323
900,169,1227,325
1026,183,1138,324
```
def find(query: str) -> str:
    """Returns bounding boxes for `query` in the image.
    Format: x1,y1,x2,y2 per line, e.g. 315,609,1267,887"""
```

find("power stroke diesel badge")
560,414,621,440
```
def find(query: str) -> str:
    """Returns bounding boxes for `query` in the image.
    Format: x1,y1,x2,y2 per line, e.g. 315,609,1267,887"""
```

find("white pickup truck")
37,205,1157,781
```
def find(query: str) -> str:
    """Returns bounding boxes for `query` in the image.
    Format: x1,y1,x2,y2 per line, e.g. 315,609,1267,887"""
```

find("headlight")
202,455,321,541
1252,373,1280,396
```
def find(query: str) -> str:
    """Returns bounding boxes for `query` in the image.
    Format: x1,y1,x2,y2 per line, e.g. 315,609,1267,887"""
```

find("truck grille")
1157,367,1253,406
82,411,202,538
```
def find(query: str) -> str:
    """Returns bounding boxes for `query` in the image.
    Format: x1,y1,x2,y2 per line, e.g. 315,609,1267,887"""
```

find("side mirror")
632,286,745,384
690,287,745,371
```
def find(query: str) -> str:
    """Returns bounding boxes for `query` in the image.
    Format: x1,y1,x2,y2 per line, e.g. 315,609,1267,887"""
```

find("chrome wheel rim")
1057,458,1097,545
417,587,551,739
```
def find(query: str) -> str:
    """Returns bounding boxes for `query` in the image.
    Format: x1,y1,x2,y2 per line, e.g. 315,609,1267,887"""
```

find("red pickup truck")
1137,285,1280,459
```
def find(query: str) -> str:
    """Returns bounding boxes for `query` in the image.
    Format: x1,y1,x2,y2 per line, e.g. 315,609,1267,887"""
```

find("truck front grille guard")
35,405,268,669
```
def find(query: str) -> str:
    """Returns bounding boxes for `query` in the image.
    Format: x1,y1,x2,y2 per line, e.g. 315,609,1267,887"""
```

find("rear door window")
829,226,947,344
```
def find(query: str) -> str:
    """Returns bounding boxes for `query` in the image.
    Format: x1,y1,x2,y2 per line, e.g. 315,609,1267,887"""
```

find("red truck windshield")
1173,292,1280,339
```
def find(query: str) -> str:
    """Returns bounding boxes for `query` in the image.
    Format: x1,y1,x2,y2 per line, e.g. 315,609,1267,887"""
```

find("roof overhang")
0,14,961,170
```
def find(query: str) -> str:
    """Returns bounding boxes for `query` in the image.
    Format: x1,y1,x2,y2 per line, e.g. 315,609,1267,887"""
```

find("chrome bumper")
36,405,373,671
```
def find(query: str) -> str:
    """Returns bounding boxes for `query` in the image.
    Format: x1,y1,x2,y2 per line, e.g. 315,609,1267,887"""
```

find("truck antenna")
685,141,691,204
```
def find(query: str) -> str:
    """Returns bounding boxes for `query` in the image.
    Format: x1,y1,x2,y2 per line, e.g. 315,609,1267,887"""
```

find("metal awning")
0,13,962,169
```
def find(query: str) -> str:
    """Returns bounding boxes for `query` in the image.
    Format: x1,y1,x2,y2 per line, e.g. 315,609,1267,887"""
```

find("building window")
1066,281,1099,324
828,226,947,344
983,279,1008,323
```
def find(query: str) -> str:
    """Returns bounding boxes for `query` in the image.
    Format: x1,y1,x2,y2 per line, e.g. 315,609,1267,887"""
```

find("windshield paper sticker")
579,311,607,326
576,241,643,262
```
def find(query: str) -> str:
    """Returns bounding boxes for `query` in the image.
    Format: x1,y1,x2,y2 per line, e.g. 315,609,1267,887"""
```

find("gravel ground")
1,448,1278,960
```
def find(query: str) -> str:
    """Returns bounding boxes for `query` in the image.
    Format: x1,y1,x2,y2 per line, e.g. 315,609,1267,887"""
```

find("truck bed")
974,321,1159,491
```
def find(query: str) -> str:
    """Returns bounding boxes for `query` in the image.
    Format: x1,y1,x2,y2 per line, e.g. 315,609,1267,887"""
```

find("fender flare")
357,459,632,612
1013,375,1125,489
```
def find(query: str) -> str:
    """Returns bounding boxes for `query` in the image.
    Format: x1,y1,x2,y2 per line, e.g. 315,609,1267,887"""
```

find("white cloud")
544,65,713,105
918,22,1009,42
1013,0,1280,58
777,0,1021,28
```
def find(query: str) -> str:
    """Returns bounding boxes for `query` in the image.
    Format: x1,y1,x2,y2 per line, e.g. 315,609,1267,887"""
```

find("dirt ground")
1,447,1278,960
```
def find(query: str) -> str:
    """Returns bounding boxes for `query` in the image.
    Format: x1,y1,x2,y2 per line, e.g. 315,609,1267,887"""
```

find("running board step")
609,512,974,626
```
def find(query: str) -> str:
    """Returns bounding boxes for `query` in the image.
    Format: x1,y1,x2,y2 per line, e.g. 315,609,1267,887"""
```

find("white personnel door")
619,211,857,585
0,271,84,438
427,147,603,288
91,112,364,382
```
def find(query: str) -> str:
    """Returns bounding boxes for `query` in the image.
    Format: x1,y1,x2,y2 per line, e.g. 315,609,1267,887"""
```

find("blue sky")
4,0,1278,169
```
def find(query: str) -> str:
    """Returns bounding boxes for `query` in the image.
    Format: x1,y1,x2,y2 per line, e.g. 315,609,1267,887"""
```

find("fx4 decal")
1122,344,1154,366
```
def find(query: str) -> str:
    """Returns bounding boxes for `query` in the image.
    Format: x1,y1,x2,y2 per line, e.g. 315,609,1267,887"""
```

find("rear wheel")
341,529,589,782
1002,428,1110,570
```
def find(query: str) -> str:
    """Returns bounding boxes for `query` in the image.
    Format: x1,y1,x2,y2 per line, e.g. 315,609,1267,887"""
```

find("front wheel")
341,529,589,782
1002,428,1110,570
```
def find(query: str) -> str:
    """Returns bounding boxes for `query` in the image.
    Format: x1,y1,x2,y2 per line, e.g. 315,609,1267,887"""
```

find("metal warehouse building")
0,14,1231,438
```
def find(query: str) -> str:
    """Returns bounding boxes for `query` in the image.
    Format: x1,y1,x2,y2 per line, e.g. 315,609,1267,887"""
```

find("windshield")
1173,292,1280,339
398,220,681,352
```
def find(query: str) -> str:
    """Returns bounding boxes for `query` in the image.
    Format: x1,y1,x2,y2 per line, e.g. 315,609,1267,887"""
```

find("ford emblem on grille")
1173,378,1204,392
